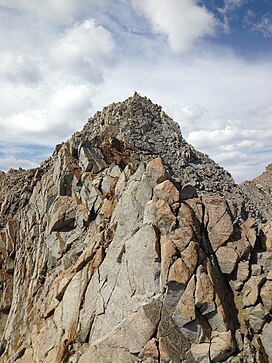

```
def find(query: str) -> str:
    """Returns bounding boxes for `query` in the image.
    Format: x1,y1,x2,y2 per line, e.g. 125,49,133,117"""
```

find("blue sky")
0,0,271,182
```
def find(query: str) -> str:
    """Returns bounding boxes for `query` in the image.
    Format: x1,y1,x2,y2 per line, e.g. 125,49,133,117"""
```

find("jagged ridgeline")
0,93,271,362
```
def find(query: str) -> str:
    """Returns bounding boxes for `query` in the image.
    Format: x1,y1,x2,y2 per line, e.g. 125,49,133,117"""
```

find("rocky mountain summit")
0,93,271,363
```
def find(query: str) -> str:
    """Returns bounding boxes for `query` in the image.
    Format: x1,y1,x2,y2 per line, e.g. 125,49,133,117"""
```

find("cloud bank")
0,0,271,183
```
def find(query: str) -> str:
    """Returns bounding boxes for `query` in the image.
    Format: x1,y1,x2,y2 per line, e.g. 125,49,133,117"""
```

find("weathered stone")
175,202,201,250
154,198,176,235
260,321,272,360
256,251,272,273
241,218,257,248
242,275,265,307
180,184,198,200
195,265,215,315
229,238,251,259
168,258,191,286
203,196,233,251
172,275,196,327
100,174,114,194
186,197,203,222
229,260,250,291
216,246,238,274
168,241,198,286
153,179,180,205
210,331,235,362
261,219,272,251
190,343,210,363
236,260,250,284
245,303,268,333
260,280,272,311
143,200,156,225
49,196,77,232
251,264,262,276
108,164,122,178
138,338,159,361
145,157,167,186
160,236,177,289
180,319,206,344
79,144,107,173
0,94,271,363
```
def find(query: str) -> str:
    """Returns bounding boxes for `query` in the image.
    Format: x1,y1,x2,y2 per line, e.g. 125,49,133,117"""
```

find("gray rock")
245,303,268,333
260,321,272,360
180,184,198,200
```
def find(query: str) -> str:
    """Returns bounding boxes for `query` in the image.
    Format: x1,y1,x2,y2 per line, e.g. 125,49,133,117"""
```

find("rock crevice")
0,93,271,362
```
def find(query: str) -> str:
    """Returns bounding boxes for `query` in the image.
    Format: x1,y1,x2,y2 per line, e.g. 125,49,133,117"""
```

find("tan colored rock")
241,218,257,248
260,321,272,360
251,264,262,276
210,331,235,362
262,218,272,251
168,227,192,253
242,275,265,307
168,258,191,286
168,241,198,286
267,270,272,280
143,200,156,225
203,196,233,251
168,202,201,254
0,96,272,363
145,157,167,186
186,197,203,223
260,280,272,311
229,260,249,291
195,265,215,315
160,236,177,289
153,179,180,205
229,238,251,259
191,343,210,363
236,260,250,283
256,251,272,273
181,241,199,270
216,246,238,274
245,303,268,333
138,338,159,361
154,198,176,235
173,275,196,327
78,302,161,363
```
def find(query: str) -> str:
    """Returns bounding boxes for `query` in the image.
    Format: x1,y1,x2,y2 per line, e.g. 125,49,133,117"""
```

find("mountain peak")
74,94,235,196
0,94,272,363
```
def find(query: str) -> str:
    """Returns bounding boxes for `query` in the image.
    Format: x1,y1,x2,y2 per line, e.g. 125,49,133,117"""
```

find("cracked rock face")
0,93,271,363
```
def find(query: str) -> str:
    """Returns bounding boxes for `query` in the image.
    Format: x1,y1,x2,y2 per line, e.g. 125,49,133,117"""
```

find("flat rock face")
0,93,271,363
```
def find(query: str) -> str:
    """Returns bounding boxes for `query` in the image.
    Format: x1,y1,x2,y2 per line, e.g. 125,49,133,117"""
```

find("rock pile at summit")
0,93,271,363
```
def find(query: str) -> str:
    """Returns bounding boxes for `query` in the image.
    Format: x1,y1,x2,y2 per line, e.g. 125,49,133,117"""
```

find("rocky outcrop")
237,164,272,223
0,93,271,362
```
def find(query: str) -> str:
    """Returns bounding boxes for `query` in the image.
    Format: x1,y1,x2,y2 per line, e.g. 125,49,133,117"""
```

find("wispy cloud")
217,0,245,32
244,10,272,38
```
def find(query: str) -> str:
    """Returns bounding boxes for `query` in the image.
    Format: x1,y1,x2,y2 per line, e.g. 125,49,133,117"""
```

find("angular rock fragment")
0,93,271,363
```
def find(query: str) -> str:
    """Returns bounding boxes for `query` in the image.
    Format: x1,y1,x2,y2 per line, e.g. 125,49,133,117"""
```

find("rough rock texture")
0,93,271,363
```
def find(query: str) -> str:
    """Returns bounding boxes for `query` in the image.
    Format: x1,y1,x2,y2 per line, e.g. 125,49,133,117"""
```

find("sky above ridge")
0,0,271,182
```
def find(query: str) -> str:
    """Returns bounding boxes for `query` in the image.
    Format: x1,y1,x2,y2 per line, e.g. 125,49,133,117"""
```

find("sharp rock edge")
0,92,271,363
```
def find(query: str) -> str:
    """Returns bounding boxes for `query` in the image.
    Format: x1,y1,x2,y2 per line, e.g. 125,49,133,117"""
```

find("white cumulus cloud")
50,19,115,82
0,52,41,84
131,0,215,52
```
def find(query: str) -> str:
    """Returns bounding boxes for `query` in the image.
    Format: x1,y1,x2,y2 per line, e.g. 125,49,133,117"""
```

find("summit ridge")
0,93,271,363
